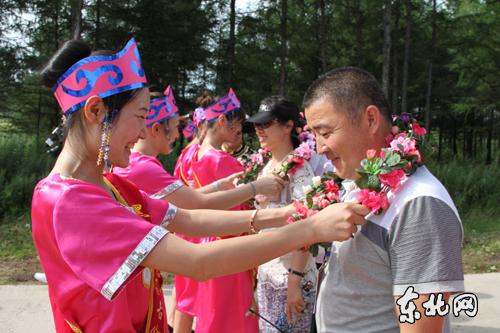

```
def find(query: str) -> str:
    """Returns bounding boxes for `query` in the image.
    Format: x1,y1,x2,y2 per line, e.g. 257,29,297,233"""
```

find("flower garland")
355,113,426,214
288,113,427,255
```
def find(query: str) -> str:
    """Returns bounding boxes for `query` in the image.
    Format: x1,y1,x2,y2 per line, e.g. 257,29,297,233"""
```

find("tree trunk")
279,0,288,95
438,122,443,161
95,0,101,48
226,0,236,86
319,0,327,73
71,0,84,40
354,1,364,67
424,0,437,132
452,117,457,156
401,0,412,114
54,0,60,51
391,1,400,114
382,0,392,97
486,108,493,164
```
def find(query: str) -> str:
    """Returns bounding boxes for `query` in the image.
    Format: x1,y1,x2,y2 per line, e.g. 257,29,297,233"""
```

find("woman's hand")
217,171,244,190
286,275,305,323
252,176,285,197
310,202,369,242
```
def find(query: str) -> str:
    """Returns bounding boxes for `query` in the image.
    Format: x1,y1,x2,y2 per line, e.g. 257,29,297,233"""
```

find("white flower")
312,176,322,187
303,185,313,194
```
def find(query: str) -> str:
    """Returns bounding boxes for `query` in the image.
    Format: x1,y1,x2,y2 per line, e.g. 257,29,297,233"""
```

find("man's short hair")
302,67,392,124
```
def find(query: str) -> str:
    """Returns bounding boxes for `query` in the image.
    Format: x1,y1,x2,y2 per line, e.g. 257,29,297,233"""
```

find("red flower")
379,168,406,189
324,180,339,194
288,157,305,175
357,189,389,214
411,122,427,136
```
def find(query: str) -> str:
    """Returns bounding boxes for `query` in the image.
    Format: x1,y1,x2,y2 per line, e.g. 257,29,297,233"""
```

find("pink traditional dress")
115,151,200,317
170,142,204,317
31,172,178,332
174,143,199,188
191,145,258,333
113,151,184,199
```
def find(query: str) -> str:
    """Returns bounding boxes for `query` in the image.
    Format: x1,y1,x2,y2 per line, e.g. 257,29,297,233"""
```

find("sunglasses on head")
253,119,277,130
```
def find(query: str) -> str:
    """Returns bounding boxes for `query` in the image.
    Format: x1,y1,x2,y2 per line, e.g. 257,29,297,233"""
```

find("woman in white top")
247,96,333,333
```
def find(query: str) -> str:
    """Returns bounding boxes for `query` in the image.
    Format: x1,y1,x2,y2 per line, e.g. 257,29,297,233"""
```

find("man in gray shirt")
303,67,464,333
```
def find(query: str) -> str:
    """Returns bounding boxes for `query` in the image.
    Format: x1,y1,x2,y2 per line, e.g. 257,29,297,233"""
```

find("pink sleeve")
52,184,176,300
131,157,184,197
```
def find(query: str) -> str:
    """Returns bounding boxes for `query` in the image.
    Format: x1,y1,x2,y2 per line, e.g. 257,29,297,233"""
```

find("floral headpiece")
53,38,147,115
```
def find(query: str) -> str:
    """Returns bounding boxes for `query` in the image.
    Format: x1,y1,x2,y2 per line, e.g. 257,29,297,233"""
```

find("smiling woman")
30,38,368,333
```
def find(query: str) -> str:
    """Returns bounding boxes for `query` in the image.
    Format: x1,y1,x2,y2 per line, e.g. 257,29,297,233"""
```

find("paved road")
0,273,498,332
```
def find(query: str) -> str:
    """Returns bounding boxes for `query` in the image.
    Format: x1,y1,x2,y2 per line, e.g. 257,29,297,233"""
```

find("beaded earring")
96,110,116,168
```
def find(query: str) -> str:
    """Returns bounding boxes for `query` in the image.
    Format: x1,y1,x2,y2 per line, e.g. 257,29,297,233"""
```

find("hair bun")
196,89,214,108
40,39,91,88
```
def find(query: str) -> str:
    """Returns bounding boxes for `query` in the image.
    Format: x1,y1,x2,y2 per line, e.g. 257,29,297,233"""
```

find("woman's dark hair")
40,39,145,143
259,96,302,147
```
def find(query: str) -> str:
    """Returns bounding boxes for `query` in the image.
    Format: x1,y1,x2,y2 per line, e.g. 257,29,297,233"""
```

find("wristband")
287,268,305,278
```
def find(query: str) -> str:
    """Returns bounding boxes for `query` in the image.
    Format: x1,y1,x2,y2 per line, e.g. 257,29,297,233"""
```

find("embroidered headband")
145,85,179,127
53,38,148,115
182,121,196,139
203,88,241,123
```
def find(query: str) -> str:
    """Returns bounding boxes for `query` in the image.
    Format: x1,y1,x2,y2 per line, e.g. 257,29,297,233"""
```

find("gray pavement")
0,273,498,332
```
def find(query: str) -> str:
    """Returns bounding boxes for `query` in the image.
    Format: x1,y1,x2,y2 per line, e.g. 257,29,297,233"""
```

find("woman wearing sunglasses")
247,96,333,333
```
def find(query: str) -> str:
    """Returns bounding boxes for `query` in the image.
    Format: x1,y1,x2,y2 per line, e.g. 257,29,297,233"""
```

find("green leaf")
368,175,381,191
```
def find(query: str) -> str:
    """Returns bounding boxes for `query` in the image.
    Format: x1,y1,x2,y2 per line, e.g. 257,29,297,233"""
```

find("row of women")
31,38,367,332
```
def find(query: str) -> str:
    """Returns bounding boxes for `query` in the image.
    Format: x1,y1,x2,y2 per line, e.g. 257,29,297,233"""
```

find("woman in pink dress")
31,38,368,333
113,87,283,333
189,89,257,333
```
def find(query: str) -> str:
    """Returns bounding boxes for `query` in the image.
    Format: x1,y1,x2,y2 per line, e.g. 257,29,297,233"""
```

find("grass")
0,214,36,259
0,208,498,285
461,209,500,273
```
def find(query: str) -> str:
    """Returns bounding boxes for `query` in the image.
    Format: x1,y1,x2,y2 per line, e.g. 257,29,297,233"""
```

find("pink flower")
318,198,331,209
391,126,400,135
367,149,377,159
390,133,417,155
293,201,309,218
412,122,427,136
379,168,406,189
380,150,386,160
287,216,297,224
295,142,312,160
357,189,389,214
251,153,263,165
279,171,286,178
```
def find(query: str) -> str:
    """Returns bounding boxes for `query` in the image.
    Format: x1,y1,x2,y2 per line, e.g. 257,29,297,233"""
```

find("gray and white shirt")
316,166,464,333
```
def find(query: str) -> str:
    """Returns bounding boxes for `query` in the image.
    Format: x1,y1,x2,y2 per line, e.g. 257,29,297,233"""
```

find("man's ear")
364,105,382,134
83,95,108,124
